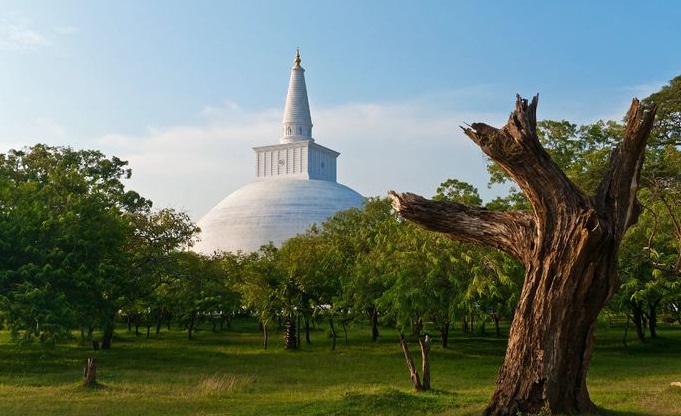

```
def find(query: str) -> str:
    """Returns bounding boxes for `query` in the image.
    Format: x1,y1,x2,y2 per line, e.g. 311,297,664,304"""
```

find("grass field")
0,318,680,415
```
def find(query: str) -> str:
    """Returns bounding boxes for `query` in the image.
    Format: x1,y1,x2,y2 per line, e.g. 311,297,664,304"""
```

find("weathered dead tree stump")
82,357,97,387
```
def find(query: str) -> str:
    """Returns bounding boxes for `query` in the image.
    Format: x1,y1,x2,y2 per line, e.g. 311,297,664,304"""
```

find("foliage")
0,144,199,346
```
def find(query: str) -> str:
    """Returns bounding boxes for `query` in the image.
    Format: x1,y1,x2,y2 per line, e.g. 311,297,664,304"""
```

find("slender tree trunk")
156,310,163,334
285,316,298,350
632,304,646,342
101,313,115,350
390,96,656,415
262,321,268,350
187,311,196,341
368,306,380,342
101,327,113,350
399,335,432,391
342,320,349,346
399,335,422,391
648,299,660,338
87,326,95,341
439,321,450,349
304,314,312,344
419,335,432,391
297,314,302,347
329,317,337,351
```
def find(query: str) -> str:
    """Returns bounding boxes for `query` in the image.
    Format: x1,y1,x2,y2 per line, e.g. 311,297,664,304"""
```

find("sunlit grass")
0,319,679,415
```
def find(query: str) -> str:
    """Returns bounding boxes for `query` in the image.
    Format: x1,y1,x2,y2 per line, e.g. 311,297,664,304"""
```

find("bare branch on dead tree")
388,94,657,416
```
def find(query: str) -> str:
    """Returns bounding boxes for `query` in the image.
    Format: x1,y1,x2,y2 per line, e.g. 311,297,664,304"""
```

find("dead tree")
82,357,97,387
389,95,656,415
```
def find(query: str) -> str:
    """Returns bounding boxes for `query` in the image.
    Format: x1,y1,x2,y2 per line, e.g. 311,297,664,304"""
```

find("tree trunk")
82,357,97,387
632,303,646,342
399,335,432,391
368,306,380,342
399,335,422,391
262,321,268,350
285,317,297,350
648,299,660,338
390,96,656,415
491,312,501,337
329,317,337,351
304,314,312,345
439,321,450,349
101,327,113,350
419,335,432,391
297,314,302,347
187,311,196,341
341,320,349,346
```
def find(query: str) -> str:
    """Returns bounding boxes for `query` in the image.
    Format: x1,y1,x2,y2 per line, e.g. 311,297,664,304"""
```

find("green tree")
238,244,285,350
161,251,239,341
0,145,144,342
322,198,395,342
279,226,337,346
0,144,199,348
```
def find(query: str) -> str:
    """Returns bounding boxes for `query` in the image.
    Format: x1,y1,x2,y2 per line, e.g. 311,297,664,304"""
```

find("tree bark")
187,311,196,341
631,302,646,342
390,96,656,415
284,317,298,350
399,335,423,391
368,306,380,342
329,317,337,351
491,312,501,337
438,321,450,349
419,335,432,391
101,327,113,350
399,335,432,391
647,299,660,338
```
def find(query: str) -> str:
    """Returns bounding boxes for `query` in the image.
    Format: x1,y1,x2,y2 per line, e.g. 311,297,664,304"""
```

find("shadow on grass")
331,388,459,416
594,407,661,416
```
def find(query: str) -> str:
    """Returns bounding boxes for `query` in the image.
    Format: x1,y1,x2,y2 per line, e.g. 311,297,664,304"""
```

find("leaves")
0,144,198,343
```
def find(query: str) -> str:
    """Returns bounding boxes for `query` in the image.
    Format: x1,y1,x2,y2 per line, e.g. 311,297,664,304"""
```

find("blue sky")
1,1,680,220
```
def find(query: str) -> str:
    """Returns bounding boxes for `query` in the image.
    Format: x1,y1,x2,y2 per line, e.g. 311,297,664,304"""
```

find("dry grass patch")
194,372,257,396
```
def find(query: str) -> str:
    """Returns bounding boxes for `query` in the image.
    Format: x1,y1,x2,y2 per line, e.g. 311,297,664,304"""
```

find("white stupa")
194,50,364,254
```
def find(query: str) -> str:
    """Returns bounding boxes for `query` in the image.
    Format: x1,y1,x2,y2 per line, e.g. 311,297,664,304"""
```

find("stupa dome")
193,50,364,254
194,179,363,254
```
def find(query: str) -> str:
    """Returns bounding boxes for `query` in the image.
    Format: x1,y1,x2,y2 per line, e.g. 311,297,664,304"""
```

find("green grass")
0,319,680,415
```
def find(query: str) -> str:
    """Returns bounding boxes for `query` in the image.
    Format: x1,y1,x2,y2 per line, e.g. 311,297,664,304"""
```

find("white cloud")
0,17,53,52
0,14,76,54
95,96,506,221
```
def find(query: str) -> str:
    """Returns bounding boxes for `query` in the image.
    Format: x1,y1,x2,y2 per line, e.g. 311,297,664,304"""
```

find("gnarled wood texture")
389,96,656,415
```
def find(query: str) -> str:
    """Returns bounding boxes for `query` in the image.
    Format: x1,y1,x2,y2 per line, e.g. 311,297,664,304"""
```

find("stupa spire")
281,48,313,143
